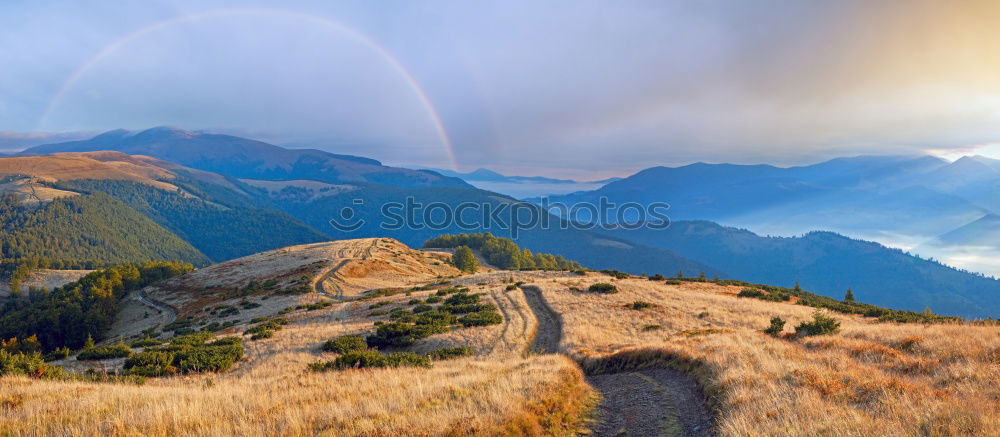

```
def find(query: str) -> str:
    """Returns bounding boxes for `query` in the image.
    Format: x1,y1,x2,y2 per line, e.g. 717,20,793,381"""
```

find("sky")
2,0,1000,177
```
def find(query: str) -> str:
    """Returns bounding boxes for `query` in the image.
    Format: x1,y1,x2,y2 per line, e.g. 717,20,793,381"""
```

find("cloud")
2,0,1000,174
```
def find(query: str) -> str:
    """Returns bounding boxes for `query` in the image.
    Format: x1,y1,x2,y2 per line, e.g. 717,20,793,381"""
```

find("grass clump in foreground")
309,349,430,371
321,335,367,354
587,283,618,294
123,332,244,376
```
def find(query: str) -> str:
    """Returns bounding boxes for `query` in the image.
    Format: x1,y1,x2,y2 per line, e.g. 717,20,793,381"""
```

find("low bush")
648,274,665,281
425,296,443,304
428,346,474,360
244,318,288,341
764,317,786,336
0,350,65,378
664,279,682,285
630,301,653,310
412,304,434,313
641,324,662,332
130,336,164,348
588,283,618,294
795,312,840,336
322,335,368,354
124,335,243,376
42,346,71,362
459,310,503,327
601,269,630,279
416,310,458,326
737,288,765,298
309,350,430,371
366,322,449,348
77,341,132,360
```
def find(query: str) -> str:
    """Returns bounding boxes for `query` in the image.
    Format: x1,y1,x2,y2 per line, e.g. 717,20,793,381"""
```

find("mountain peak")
133,126,197,139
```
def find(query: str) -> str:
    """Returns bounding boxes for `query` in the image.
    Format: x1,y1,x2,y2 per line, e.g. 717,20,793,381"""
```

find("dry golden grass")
535,275,1000,436
8,238,1000,436
0,244,593,437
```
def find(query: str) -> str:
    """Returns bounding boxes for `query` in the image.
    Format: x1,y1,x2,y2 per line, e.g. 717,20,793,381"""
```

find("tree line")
424,233,582,271
0,261,193,351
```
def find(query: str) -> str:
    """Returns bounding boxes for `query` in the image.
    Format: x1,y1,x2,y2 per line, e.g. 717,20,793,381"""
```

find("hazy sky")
2,0,1000,177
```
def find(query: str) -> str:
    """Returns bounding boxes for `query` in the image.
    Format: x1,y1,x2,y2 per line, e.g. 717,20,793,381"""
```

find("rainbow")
36,8,459,170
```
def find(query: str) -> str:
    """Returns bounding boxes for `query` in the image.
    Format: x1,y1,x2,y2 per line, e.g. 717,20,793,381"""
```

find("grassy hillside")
4,239,1000,435
0,192,209,266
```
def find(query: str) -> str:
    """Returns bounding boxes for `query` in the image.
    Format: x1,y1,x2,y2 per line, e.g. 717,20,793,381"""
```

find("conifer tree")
844,288,855,302
452,246,479,273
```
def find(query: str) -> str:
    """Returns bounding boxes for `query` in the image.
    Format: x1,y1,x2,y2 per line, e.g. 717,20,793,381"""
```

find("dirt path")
519,285,714,436
588,368,714,437
521,286,561,354
135,287,178,327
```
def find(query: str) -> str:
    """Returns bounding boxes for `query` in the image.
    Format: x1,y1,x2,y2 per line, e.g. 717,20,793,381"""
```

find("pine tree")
452,246,479,273
924,306,933,315
698,272,707,281
794,281,802,292
84,334,95,350
844,288,855,302
677,270,684,279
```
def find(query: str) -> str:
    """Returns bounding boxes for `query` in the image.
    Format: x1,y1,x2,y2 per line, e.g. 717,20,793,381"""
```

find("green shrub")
322,335,368,354
412,304,434,314
42,347,71,362
630,301,653,310
505,284,518,291
648,274,665,281
664,279,682,285
641,324,662,332
368,301,391,310
428,346,474,360
442,303,495,314
0,350,65,378
77,342,132,360
600,269,630,279
415,310,458,326
366,322,449,348
587,283,618,294
444,292,481,305
126,335,243,376
425,296,443,304
408,299,423,305
130,336,164,348
737,288,766,298
310,349,431,371
764,317,786,336
459,310,503,327
795,312,840,336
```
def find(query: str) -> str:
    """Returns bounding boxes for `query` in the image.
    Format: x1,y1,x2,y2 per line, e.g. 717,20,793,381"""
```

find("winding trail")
135,287,177,326
519,285,714,437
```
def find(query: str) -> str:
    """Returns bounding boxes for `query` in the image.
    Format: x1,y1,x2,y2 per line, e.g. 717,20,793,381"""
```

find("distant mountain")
2,147,717,276
0,152,327,263
604,221,1000,318
935,213,1000,246
240,181,722,277
544,155,999,261
430,167,618,185
25,127,471,189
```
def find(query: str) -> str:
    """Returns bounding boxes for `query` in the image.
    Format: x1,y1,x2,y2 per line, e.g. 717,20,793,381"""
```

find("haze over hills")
7,138,720,278
14,128,1000,317
605,221,1000,318
546,154,1000,275
427,167,621,198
